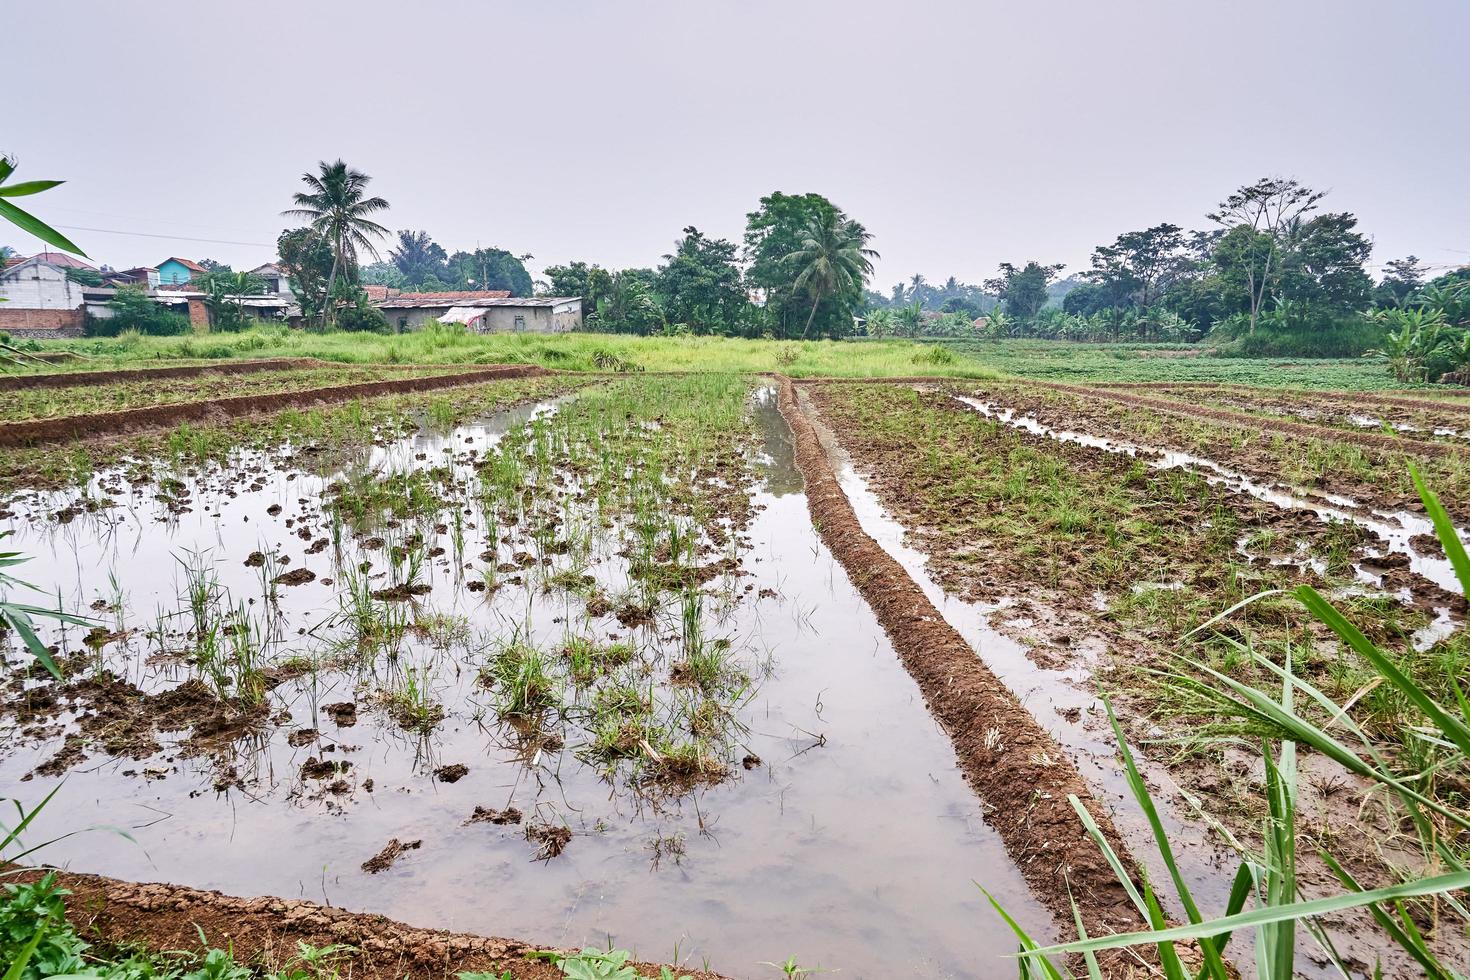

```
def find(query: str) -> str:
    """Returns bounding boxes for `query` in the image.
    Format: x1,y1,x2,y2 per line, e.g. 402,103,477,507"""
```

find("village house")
0,253,296,336
442,296,583,334
157,256,205,284
249,263,295,297
0,254,94,336
372,291,582,334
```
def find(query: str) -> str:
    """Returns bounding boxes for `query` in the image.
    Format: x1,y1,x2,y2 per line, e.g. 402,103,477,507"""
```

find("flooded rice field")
0,378,1051,978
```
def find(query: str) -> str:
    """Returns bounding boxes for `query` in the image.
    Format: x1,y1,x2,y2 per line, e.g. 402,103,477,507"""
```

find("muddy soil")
0,364,547,447
955,378,1470,524
773,376,1146,954
11,868,729,979
1029,380,1430,455
1099,382,1470,439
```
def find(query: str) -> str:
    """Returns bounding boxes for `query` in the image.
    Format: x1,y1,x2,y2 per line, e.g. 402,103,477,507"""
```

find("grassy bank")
28,327,998,379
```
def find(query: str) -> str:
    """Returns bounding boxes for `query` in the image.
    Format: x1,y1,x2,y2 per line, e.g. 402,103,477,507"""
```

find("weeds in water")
481,638,561,720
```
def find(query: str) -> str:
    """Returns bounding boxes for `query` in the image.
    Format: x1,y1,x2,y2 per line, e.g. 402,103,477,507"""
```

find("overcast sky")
7,0,1468,289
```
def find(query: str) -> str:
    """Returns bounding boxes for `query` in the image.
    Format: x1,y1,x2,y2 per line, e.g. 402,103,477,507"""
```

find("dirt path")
0,365,547,447
774,375,1145,954
14,868,726,980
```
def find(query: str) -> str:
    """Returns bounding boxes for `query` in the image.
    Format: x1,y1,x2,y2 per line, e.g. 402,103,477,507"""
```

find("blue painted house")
157,256,205,285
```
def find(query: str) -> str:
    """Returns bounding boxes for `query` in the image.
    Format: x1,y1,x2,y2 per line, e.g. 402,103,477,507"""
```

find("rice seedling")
481,637,561,721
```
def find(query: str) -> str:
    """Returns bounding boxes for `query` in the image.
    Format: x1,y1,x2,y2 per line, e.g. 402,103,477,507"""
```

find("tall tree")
746,192,874,338
543,260,613,312
1275,212,1372,316
282,160,390,325
1375,256,1429,308
1084,223,1188,310
446,247,533,296
389,230,447,287
984,261,1066,323
785,210,879,339
598,270,663,334
277,227,334,321
1207,177,1324,334
654,226,746,333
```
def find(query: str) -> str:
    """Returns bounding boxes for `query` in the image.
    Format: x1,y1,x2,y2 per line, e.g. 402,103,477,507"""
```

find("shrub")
88,285,191,337
336,302,389,333
1215,312,1384,359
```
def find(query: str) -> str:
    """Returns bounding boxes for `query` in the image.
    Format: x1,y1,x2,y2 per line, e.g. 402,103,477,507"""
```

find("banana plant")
0,156,84,256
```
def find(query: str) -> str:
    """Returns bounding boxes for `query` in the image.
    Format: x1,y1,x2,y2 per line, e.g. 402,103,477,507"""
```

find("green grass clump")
27,327,1000,379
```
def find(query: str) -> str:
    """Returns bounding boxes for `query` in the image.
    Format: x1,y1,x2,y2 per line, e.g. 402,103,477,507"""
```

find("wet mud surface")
954,378,1470,524
11,868,729,980
1,381,1050,978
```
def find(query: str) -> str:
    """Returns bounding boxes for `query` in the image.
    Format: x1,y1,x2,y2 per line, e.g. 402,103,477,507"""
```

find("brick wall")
0,307,85,338
187,297,209,330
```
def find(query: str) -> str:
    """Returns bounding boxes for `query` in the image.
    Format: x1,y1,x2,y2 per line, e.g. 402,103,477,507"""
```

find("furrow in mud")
774,375,1144,946
10,869,728,980
0,365,547,447
1029,381,1437,454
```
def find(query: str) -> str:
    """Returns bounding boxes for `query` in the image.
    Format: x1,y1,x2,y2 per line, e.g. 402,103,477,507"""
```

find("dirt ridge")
12,868,727,979
0,357,328,391
775,375,1144,950
0,365,547,447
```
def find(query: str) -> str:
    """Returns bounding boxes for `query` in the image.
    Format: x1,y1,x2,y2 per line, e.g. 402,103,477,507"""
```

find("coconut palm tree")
282,160,390,325
786,211,879,339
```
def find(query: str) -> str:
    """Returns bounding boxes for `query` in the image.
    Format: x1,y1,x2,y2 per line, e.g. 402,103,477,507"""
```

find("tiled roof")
161,257,207,272
362,285,401,302
20,251,96,270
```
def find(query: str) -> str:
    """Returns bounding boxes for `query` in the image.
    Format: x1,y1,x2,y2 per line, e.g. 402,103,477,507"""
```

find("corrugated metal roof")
375,289,513,309
470,297,581,308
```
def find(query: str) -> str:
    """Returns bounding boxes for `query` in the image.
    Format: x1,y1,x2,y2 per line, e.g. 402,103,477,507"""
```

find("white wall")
0,263,86,309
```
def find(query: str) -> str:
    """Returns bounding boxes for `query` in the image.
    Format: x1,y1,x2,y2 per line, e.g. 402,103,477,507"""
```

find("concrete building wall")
0,263,87,310
384,307,453,333
384,300,582,334
477,306,553,333
551,300,582,332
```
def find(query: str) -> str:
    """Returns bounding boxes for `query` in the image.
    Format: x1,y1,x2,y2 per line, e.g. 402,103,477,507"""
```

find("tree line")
544,192,876,339
865,177,1468,358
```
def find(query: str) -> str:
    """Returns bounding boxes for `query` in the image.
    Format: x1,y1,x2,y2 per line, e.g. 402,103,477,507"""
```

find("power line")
52,224,272,248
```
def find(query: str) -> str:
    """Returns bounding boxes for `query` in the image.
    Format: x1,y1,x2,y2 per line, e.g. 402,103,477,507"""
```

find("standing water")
0,385,1052,978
